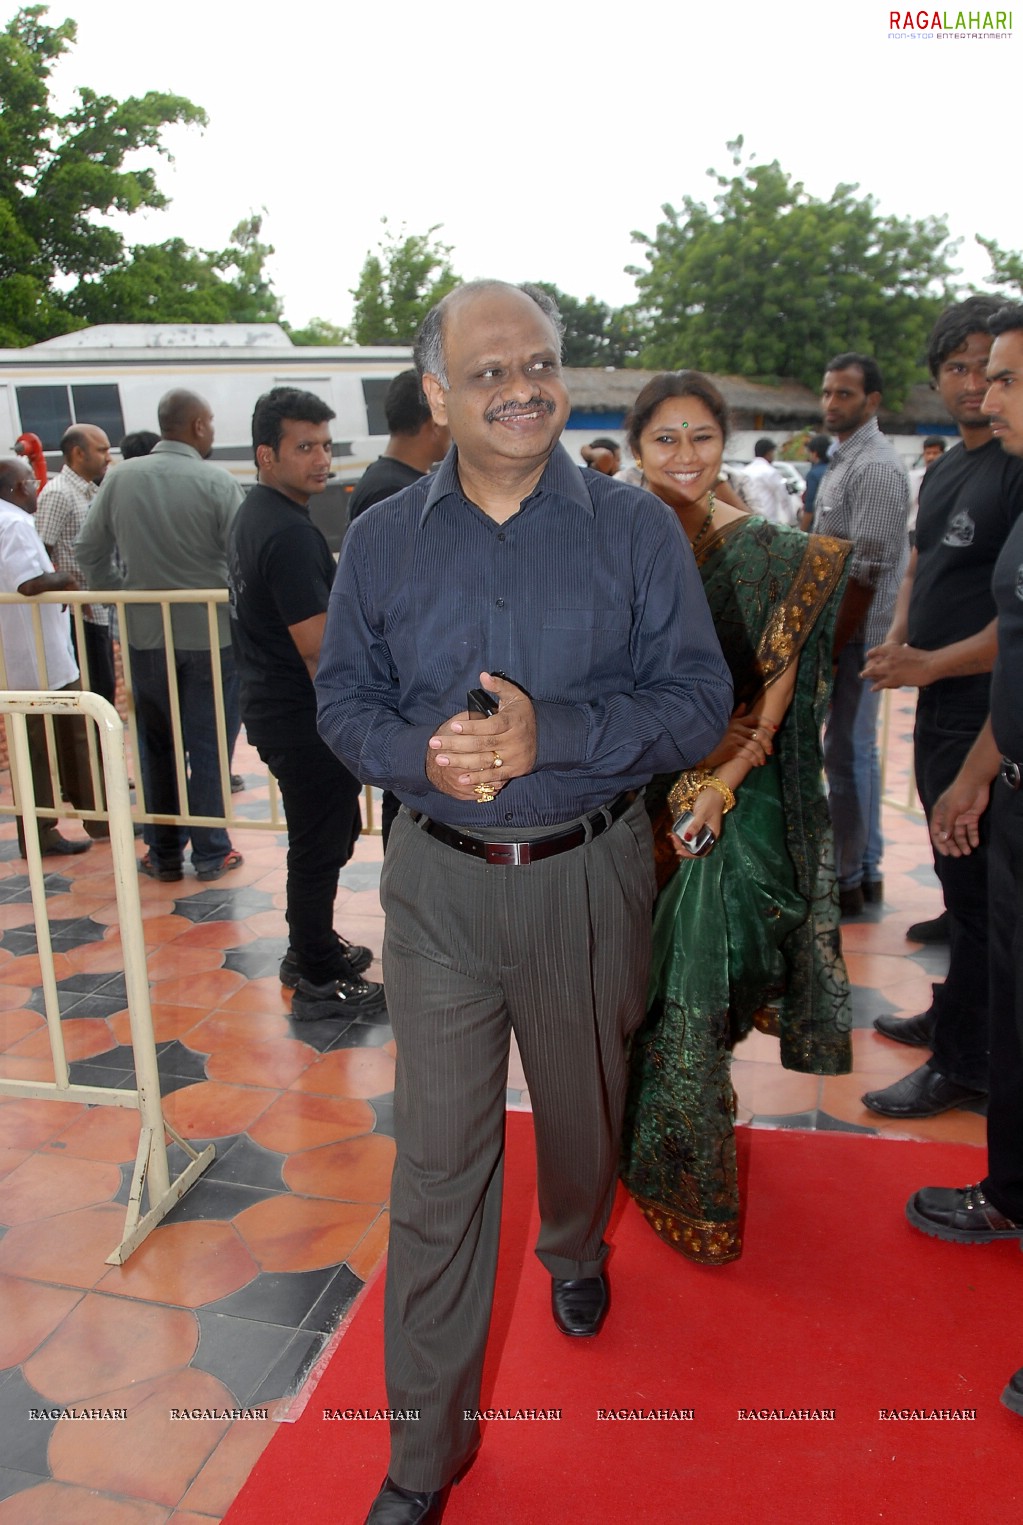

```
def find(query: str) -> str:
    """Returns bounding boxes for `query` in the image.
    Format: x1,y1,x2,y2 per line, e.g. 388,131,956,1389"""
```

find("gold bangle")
699,775,736,813
667,769,735,818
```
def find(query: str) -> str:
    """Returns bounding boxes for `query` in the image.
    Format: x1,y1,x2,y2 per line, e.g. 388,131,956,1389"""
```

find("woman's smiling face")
636,396,724,509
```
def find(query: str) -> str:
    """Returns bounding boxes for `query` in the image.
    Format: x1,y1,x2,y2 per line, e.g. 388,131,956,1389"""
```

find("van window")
15,383,125,450
16,386,72,449
71,385,126,444
362,379,391,437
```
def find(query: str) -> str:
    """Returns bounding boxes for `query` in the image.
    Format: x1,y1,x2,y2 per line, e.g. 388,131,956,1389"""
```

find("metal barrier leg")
0,690,216,1263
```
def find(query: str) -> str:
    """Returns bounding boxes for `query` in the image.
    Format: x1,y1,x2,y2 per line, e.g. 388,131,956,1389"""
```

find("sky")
10,0,1023,330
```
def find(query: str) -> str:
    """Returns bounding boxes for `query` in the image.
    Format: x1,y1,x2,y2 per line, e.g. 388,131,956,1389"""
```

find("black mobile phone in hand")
467,687,499,717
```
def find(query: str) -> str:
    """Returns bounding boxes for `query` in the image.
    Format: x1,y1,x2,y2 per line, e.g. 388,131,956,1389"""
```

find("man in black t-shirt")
902,301,1023,1421
861,297,1023,1119
348,369,449,522
229,388,385,1021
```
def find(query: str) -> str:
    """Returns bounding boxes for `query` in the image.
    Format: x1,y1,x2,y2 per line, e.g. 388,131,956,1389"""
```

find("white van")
0,323,413,548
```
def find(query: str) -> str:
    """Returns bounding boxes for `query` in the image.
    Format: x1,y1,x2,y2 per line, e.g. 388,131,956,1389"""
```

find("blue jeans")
823,641,883,891
130,644,236,873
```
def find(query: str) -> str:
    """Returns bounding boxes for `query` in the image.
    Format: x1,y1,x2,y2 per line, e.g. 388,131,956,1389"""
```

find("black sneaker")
290,975,387,1021
279,937,373,987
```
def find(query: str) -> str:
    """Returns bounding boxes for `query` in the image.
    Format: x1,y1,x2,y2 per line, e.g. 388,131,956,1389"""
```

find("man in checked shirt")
35,424,115,706
813,353,910,918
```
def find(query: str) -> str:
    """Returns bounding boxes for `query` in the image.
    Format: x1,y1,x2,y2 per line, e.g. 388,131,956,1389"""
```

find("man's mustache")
485,399,557,423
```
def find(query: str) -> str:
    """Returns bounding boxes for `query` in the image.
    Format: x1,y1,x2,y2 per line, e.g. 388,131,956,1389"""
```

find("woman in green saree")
620,372,853,1264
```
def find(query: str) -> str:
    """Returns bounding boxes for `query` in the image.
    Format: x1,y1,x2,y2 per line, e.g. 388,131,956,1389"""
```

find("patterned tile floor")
0,694,980,1521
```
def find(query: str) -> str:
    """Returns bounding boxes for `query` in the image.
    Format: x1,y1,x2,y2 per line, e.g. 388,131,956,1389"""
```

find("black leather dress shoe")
872,1010,936,1048
551,1273,609,1337
838,885,864,918
364,1477,449,1524
861,877,884,904
1001,1367,1023,1418
862,1063,987,1118
906,911,949,944
906,1183,1023,1244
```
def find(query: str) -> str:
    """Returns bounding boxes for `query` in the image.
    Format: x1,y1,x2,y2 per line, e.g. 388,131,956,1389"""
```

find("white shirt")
739,457,795,525
0,501,78,690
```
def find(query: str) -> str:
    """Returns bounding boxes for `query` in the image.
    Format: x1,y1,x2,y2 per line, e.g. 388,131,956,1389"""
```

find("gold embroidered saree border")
756,532,850,689
631,1192,742,1265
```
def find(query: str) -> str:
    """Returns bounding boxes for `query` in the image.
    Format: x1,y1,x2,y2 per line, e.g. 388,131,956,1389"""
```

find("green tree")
629,137,958,405
978,235,1023,298
68,215,283,325
284,316,350,346
349,221,459,345
531,282,640,368
0,7,279,344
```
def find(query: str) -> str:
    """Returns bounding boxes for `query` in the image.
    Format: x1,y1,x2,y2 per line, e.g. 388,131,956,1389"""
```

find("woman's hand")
703,704,776,771
670,784,725,860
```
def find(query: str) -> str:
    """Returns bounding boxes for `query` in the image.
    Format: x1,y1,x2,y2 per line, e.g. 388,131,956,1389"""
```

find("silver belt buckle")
485,840,530,866
1000,758,1022,791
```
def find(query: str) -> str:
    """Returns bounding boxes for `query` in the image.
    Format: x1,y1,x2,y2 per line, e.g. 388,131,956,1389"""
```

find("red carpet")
226,1117,1021,1525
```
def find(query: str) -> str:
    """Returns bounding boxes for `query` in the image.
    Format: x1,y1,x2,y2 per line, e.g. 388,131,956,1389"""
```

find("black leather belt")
1000,757,1022,791
409,791,636,865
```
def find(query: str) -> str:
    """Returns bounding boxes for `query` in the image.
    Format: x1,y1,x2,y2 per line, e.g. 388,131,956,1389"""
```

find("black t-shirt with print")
991,512,1023,763
228,484,337,748
909,437,1023,652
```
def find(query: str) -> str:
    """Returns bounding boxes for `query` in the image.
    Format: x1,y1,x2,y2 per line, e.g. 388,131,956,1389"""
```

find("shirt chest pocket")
541,608,633,685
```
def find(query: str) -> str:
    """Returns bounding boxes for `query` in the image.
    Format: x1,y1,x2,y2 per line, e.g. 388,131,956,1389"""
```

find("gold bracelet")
698,774,736,813
667,769,736,818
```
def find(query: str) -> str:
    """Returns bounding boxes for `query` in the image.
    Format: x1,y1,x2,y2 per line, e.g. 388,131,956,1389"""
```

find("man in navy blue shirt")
316,281,731,1524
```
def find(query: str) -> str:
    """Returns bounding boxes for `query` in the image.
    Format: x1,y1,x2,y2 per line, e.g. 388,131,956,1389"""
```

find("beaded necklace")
688,490,717,551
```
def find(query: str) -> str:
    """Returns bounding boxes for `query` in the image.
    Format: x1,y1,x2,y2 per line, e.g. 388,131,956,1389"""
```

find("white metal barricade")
0,689,215,1263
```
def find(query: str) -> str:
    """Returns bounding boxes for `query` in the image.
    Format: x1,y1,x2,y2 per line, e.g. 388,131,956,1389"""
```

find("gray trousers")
379,797,655,1491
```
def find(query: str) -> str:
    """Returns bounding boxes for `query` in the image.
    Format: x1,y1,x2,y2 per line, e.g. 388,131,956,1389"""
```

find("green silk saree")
621,516,853,1263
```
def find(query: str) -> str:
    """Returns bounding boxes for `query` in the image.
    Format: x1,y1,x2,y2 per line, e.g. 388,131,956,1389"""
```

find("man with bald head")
35,423,114,705
317,281,731,1522
77,390,245,882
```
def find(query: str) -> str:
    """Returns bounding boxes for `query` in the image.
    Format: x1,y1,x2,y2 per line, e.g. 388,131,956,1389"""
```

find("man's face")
421,288,569,473
257,417,333,504
820,367,879,439
194,407,215,459
983,330,1023,458
934,330,992,433
922,443,944,467
73,426,112,484
9,461,38,513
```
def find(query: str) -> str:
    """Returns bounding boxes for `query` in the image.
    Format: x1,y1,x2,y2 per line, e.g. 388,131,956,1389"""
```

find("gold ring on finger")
474,782,498,803
493,754,503,769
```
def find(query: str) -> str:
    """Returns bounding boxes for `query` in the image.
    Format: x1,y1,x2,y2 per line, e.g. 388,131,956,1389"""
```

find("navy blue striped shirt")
316,443,732,828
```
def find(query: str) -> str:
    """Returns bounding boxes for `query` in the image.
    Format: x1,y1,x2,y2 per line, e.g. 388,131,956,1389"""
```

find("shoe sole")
139,864,183,882
195,857,244,882
872,1021,936,1049
862,1090,987,1119
290,997,387,1022
279,949,373,987
904,1199,1023,1244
